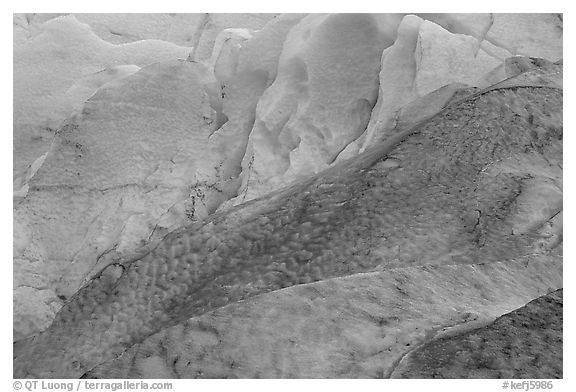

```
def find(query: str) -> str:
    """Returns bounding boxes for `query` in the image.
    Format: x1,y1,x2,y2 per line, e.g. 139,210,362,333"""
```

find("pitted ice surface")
14,81,562,378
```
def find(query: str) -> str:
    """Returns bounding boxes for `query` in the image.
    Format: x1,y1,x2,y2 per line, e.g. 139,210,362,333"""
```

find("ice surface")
414,20,512,96
14,76,563,377
340,14,513,157
14,15,193,194
208,15,308,213
346,15,425,158
210,28,253,81
236,14,308,86
486,14,563,62
87,256,561,378
13,14,563,365
237,14,387,201
189,13,280,62
419,13,563,62
73,13,208,46
14,60,240,338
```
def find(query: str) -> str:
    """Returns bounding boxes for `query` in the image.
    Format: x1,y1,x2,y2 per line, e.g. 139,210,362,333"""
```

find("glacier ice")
14,59,234,338
236,14,387,202
13,13,563,351
14,72,563,377
13,15,193,194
